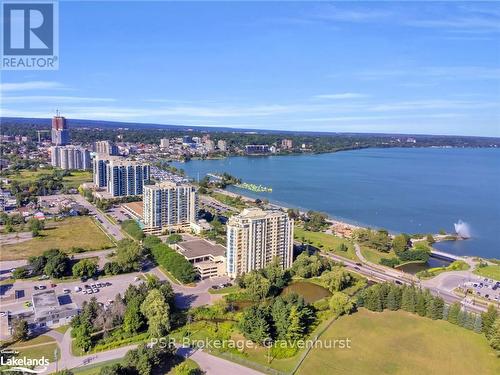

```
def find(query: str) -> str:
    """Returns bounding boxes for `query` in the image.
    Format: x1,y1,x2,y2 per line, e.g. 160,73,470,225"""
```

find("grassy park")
294,227,358,261
7,169,92,189
297,309,500,375
474,264,500,281
4,335,60,363
0,216,114,260
360,245,397,264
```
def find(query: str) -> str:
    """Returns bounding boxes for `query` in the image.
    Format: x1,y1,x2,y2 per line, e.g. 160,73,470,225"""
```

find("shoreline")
212,188,472,259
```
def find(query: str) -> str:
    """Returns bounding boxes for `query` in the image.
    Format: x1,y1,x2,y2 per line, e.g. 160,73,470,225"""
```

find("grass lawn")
474,265,500,281
7,334,56,347
210,192,247,210
360,245,396,265
297,309,500,375
72,356,199,375
294,227,358,261
209,285,240,294
7,169,92,189
61,170,92,189
54,325,70,334
7,337,60,363
0,216,114,260
165,358,200,375
72,359,123,375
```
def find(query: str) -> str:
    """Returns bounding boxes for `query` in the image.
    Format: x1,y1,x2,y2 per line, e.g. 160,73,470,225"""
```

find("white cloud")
313,93,369,100
0,81,66,92
2,95,116,103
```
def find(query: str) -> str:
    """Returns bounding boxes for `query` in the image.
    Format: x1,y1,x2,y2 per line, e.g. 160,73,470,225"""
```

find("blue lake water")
173,148,500,259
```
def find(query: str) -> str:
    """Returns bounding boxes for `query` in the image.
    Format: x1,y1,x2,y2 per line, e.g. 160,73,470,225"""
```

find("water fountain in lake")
454,220,471,239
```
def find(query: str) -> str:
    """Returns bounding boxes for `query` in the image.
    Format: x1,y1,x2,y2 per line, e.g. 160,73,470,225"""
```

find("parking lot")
0,271,146,316
463,277,500,303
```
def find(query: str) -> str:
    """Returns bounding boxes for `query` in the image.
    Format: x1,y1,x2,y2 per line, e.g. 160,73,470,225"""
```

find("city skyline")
1,2,499,137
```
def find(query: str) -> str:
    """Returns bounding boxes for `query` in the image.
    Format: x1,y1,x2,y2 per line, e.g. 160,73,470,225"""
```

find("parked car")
34,286,39,290
63,289,70,294
74,286,82,292
38,285,46,290
50,283,57,288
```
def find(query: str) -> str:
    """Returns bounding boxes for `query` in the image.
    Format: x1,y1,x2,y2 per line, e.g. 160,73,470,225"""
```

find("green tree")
488,318,500,355
243,272,271,301
482,304,499,338
28,218,44,237
386,285,400,311
124,299,145,334
329,292,354,316
392,234,409,255
44,251,70,278
271,298,291,340
415,292,426,317
12,318,29,341
447,303,461,325
426,234,435,244
74,321,93,351
140,289,170,338
401,286,416,313
72,259,98,279
474,314,483,333
323,267,352,292
239,305,270,344
166,233,183,244
116,239,143,272
286,305,305,341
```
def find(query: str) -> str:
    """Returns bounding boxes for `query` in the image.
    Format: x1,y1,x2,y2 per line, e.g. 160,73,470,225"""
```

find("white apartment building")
226,208,294,278
107,159,150,197
160,138,170,149
143,181,198,234
51,146,91,170
92,156,150,197
94,140,118,155
217,139,227,152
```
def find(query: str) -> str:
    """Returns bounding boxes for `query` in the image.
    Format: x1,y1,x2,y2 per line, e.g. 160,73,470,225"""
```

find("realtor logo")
2,1,59,70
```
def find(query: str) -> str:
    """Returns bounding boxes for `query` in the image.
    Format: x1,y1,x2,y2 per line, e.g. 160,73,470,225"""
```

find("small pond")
281,281,331,303
396,256,451,274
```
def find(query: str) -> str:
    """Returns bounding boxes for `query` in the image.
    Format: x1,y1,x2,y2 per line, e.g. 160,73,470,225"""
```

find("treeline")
239,294,315,346
103,239,143,275
144,236,196,283
354,229,431,266
4,169,67,205
358,283,500,356
71,275,175,353
3,120,499,150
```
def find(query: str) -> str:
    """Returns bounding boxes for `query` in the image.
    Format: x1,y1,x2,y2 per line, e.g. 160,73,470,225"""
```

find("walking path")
41,327,261,375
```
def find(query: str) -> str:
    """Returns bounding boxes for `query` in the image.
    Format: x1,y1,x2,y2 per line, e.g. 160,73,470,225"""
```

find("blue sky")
1,1,500,136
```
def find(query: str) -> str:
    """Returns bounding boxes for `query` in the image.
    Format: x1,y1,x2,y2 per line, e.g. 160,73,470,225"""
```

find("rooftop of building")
176,239,226,259
144,181,194,190
32,290,78,317
122,201,144,218
231,207,287,221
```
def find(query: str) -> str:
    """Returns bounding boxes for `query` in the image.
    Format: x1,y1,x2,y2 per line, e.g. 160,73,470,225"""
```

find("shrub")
144,236,196,283
121,219,145,241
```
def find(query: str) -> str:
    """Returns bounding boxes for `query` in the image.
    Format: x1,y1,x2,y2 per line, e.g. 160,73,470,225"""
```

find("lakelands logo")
1,0,59,70
0,350,49,373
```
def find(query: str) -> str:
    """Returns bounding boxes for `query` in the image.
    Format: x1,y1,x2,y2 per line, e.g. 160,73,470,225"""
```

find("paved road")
42,328,262,375
69,194,124,241
321,248,488,313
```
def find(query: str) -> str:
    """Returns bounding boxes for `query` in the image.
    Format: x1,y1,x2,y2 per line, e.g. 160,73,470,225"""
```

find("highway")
319,248,487,314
